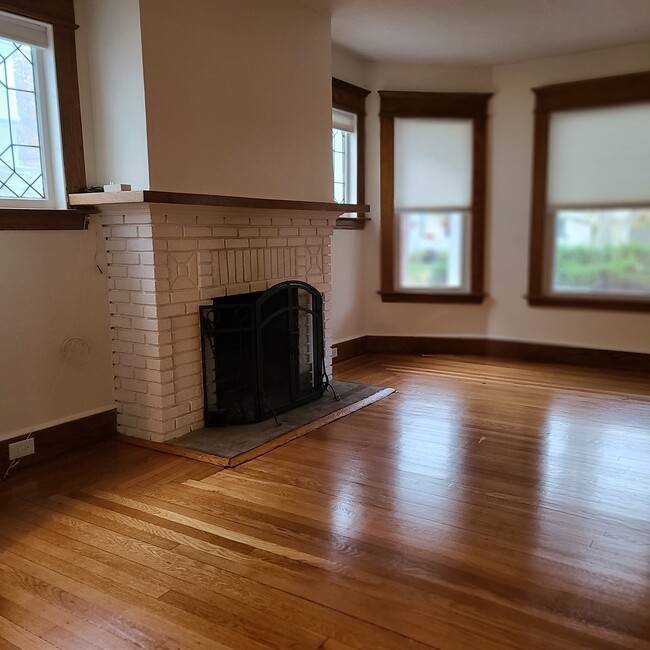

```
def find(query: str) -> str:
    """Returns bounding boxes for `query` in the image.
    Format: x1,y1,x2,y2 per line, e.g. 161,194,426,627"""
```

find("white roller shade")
0,11,49,48
548,102,650,205
332,108,356,133
394,118,473,210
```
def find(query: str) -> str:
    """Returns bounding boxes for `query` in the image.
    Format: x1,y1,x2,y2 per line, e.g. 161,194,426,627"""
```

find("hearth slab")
121,380,394,467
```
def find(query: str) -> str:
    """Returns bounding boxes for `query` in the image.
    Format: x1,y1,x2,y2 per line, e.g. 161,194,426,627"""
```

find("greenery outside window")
379,91,491,303
528,71,650,311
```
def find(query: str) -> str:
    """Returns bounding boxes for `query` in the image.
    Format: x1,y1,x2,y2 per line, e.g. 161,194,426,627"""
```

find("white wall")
139,0,333,202
74,0,150,190
488,42,650,352
0,225,114,440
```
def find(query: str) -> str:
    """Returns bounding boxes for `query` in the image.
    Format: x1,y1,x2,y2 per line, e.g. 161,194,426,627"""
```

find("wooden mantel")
68,190,369,215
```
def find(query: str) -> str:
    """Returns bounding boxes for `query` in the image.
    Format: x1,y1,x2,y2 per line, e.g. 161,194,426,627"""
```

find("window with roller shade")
529,72,650,311
379,91,491,303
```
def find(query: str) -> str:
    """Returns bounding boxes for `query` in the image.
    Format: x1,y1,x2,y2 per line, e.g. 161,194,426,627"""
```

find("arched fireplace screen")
199,280,326,426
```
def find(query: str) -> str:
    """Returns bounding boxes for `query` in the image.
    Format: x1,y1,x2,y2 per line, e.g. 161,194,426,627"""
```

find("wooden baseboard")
334,335,649,372
332,336,368,363
1,409,117,473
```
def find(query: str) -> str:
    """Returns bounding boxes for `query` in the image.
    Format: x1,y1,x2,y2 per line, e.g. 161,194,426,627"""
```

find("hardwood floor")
1,353,649,649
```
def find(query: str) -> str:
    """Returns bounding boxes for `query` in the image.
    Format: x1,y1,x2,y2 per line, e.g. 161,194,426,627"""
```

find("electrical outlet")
8,438,35,461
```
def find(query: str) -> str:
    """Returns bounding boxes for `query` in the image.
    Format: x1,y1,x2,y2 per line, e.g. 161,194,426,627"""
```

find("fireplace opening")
200,280,327,426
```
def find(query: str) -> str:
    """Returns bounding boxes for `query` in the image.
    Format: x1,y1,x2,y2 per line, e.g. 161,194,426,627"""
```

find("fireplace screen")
199,280,326,426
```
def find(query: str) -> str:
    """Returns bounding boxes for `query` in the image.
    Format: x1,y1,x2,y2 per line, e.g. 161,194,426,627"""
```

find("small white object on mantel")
103,183,131,192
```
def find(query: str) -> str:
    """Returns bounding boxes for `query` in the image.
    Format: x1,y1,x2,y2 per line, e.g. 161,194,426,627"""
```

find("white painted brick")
125,318,155,332
111,225,138,238
171,326,197,342
129,265,156,279
197,215,224,226
147,382,176,397
100,214,125,225
165,213,197,225
259,227,279,237
279,227,299,236
266,238,287,247
212,226,238,237
130,293,159,305
137,392,175,408
299,227,317,236
225,282,251,296
223,215,250,225
175,386,202,403
225,239,250,249
111,278,136,292
108,290,130,304
118,354,147,369
118,329,146,344
238,227,259,237
184,226,212,238
145,330,173,346
137,225,153,238
105,239,126,251
174,362,201,379
168,239,198,251
120,378,149,394
138,251,156,265
271,217,293,226
145,357,174,371
158,303,185,318
198,239,225,250
108,265,128,278
117,303,145,317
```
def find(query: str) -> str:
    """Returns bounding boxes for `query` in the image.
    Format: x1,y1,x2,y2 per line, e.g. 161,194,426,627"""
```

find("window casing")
0,13,64,208
0,0,86,229
332,77,369,228
528,71,650,311
379,91,491,303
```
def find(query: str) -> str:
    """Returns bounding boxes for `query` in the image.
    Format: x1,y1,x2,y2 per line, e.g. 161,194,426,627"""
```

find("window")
0,0,86,221
0,14,61,207
332,77,369,229
528,71,650,311
379,91,491,302
332,107,356,205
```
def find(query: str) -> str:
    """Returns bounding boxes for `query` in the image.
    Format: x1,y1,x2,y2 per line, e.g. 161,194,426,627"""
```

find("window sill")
380,291,486,304
526,294,650,312
0,208,93,231
335,216,370,230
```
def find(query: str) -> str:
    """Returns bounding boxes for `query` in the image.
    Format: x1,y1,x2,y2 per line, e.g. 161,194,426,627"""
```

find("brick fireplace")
69,191,348,443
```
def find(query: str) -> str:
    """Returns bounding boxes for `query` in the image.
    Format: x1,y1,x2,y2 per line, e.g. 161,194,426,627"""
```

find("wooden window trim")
528,71,650,313
379,90,491,303
0,0,86,230
332,77,370,227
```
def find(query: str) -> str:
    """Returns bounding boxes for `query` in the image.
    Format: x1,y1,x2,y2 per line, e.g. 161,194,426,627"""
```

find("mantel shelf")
68,190,369,215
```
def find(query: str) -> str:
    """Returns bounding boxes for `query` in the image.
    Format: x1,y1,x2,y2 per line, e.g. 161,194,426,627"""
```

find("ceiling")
328,0,650,65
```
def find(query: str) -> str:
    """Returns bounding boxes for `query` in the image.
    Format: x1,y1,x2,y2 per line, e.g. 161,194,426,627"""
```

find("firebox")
199,280,327,426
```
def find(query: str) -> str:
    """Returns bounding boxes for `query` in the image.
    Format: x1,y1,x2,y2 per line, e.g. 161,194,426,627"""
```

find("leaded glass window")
0,36,45,200
332,107,357,205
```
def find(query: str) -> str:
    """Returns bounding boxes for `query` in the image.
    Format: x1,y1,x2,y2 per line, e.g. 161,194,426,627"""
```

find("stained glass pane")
0,36,45,200
332,128,348,204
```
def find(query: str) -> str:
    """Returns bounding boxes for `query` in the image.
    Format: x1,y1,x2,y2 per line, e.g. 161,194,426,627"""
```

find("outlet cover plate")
8,438,35,460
